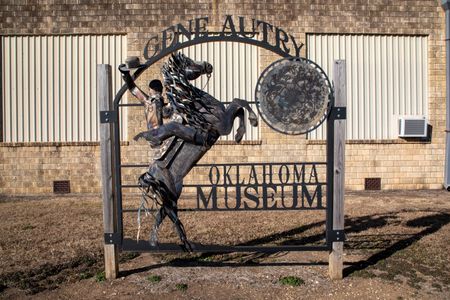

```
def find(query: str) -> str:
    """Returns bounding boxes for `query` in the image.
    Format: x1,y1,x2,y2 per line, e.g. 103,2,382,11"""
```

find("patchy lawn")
0,190,449,299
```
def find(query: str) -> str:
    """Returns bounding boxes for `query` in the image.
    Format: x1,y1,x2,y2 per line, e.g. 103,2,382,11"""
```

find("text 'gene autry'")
144,15,304,60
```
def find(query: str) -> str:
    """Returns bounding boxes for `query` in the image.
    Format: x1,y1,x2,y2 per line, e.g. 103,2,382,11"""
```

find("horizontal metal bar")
118,102,257,108
192,162,326,167
122,207,327,213
122,183,326,188
118,103,143,107
121,164,148,168
121,184,140,188
183,182,327,187
121,239,329,253
222,101,256,105
124,208,200,213
120,162,327,168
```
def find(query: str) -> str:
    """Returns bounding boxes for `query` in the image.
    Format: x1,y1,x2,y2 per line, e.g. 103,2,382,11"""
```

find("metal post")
442,0,450,191
329,60,346,279
98,64,119,279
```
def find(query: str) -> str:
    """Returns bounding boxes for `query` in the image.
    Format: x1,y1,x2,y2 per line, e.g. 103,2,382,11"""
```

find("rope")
201,73,211,91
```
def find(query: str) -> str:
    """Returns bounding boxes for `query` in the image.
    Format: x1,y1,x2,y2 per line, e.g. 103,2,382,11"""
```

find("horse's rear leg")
221,102,246,143
149,207,166,246
166,208,193,252
232,98,258,127
134,122,206,145
234,108,246,143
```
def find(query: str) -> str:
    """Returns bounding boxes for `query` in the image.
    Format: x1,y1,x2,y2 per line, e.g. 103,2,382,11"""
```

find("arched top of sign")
103,15,346,268
114,15,304,106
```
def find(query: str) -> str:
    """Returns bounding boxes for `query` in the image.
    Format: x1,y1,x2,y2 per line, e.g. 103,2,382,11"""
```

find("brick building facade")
0,0,447,195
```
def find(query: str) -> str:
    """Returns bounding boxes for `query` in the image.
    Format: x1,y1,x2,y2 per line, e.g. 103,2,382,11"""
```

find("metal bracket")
330,106,346,120
104,233,121,245
329,230,346,242
100,110,117,123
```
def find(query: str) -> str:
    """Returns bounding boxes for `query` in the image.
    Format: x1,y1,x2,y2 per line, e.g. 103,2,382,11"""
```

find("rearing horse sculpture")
120,53,258,251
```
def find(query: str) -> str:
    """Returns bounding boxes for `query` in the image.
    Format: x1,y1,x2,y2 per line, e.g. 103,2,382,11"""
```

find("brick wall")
0,143,101,194
0,0,446,194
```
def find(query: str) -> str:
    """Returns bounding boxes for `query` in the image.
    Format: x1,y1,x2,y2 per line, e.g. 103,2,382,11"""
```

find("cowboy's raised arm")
118,64,148,104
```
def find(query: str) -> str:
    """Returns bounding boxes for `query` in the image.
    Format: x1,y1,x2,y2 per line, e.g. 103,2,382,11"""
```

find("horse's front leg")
220,102,246,143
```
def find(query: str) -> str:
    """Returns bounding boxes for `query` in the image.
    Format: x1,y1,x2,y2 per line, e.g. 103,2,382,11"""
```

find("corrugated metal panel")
181,41,260,141
307,34,428,140
1,34,127,142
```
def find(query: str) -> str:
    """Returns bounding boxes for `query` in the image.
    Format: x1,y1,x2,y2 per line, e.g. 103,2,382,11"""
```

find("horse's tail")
136,171,178,241
138,172,177,206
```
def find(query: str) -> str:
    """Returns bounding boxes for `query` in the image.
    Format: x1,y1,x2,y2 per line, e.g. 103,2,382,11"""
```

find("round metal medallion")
255,57,332,135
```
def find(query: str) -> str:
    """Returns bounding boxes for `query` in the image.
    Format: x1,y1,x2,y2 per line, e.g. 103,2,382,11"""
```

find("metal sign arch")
100,15,346,280
110,30,307,236
113,34,298,107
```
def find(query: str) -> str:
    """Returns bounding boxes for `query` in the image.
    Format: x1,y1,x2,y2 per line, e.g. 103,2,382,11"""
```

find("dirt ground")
0,190,449,299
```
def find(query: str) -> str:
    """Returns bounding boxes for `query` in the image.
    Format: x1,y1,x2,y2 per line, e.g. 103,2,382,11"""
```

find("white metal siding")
307,34,428,140
181,42,260,141
1,34,127,142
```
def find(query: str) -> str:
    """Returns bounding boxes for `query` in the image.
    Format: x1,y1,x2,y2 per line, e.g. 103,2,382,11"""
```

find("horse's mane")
162,53,211,131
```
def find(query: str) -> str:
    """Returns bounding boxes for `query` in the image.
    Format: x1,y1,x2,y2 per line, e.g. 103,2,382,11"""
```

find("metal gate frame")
99,17,346,279
107,105,344,253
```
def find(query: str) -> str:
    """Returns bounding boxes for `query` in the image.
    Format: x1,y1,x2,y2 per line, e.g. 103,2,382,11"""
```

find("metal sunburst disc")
255,57,332,135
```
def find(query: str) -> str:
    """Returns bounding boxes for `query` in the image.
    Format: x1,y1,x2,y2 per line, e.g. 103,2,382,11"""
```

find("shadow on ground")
2,209,449,294
120,209,450,280
343,211,450,277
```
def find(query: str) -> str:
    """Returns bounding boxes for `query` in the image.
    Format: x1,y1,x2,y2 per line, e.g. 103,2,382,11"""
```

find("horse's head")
171,52,213,81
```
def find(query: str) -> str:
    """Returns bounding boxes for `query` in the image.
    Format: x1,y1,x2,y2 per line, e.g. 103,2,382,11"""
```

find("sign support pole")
98,64,119,279
442,0,450,191
329,60,346,280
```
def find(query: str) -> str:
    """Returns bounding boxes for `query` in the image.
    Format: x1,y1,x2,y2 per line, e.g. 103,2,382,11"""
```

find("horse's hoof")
235,127,245,143
150,240,159,247
249,114,258,127
149,236,159,247
134,132,151,142
133,132,143,141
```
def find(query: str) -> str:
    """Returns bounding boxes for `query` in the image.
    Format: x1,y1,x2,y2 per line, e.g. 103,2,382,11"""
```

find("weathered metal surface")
189,162,327,211
109,18,343,259
180,40,260,142
119,53,259,251
255,58,331,135
113,16,303,109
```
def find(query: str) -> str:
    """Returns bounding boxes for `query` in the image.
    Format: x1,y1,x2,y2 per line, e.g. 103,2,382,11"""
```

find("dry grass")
0,190,449,298
0,196,103,274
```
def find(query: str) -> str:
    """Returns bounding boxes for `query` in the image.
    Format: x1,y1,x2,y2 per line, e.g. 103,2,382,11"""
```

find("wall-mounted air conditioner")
398,116,428,138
